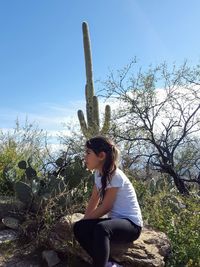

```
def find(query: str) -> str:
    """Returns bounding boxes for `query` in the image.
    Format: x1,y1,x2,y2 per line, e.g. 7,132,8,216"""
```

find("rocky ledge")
48,213,171,267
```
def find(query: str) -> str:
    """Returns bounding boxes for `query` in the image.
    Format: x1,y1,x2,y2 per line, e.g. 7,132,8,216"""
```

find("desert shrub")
0,121,48,196
132,178,200,266
14,154,93,248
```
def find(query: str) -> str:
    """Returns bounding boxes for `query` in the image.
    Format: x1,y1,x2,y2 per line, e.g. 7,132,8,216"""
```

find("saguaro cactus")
78,22,111,139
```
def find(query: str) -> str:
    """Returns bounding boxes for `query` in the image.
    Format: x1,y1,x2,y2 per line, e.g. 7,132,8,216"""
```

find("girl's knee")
73,220,83,236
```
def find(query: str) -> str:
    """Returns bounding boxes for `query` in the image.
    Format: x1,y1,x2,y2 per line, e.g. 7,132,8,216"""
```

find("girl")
73,136,143,267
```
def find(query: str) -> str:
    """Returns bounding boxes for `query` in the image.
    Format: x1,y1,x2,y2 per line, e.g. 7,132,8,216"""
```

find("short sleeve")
106,173,124,189
94,171,102,190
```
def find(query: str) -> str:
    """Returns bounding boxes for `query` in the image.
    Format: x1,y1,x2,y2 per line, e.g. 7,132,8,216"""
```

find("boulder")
2,217,20,230
42,250,61,267
0,196,25,219
0,229,18,244
48,213,171,267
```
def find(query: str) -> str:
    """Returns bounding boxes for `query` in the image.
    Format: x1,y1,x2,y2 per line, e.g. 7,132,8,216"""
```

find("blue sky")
1,0,200,134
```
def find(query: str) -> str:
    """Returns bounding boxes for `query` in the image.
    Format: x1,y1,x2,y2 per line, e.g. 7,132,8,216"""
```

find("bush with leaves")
132,177,200,266
0,120,49,195
14,153,93,248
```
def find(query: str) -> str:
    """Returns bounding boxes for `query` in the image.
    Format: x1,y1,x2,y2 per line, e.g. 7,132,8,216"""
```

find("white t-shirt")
94,168,143,227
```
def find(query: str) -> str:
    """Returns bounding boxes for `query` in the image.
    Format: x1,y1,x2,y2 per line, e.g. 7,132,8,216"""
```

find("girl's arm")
84,185,100,219
84,187,119,219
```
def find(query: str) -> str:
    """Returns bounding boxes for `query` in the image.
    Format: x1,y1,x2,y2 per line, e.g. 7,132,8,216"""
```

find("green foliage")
0,137,20,195
169,199,200,267
15,158,93,247
133,178,200,266
0,121,48,196
15,157,81,212
61,156,89,189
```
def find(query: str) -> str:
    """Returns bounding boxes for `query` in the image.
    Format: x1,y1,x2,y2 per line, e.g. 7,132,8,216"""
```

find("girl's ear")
98,151,106,161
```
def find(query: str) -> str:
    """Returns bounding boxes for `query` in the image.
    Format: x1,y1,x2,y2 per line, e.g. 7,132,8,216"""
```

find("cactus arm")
92,95,100,133
100,105,111,135
77,110,89,138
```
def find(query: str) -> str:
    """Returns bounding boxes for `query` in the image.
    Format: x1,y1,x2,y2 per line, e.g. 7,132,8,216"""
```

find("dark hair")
86,136,119,199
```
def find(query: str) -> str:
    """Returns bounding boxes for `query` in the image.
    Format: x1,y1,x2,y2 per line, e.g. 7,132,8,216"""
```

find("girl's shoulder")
113,168,127,179
110,168,128,186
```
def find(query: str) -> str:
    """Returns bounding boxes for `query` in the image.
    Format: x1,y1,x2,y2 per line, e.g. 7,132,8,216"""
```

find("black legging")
73,217,141,267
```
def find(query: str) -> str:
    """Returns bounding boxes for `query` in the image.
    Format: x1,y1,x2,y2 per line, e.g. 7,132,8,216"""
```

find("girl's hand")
84,185,100,219
84,187,119,219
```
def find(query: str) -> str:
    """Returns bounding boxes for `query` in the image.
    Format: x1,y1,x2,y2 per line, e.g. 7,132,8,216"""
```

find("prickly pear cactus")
18,160,27,170
78,22,111,138
148,177,167,195
14,181,33,207
149,178,156,195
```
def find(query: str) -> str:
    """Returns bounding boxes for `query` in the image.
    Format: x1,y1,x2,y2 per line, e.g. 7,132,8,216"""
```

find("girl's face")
85,148,105,172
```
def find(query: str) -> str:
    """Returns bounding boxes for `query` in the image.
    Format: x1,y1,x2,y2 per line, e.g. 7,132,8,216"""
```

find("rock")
1,252,44,267
0,229,18,244
2,217,20,230
12,262,40,267
48,213,84,253
0,220,7,231
0,252,5,266
49,213,171,267
42,250,61,267
0,196,25,219
110,228,171,267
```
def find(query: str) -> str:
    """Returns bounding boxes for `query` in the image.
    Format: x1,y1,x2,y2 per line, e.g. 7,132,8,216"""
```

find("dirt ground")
0,243,91,267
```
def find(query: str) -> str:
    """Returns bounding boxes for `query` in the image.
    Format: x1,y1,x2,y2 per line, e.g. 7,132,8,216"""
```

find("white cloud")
0,98,115,151
0,100,85,132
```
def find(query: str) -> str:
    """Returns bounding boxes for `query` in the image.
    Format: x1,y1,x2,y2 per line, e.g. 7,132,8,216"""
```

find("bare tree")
104,61,200,195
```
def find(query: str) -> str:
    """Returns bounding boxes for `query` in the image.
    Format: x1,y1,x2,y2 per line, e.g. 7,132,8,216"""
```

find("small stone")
0,229,18,244
42,250,61,267
2,217,20,230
